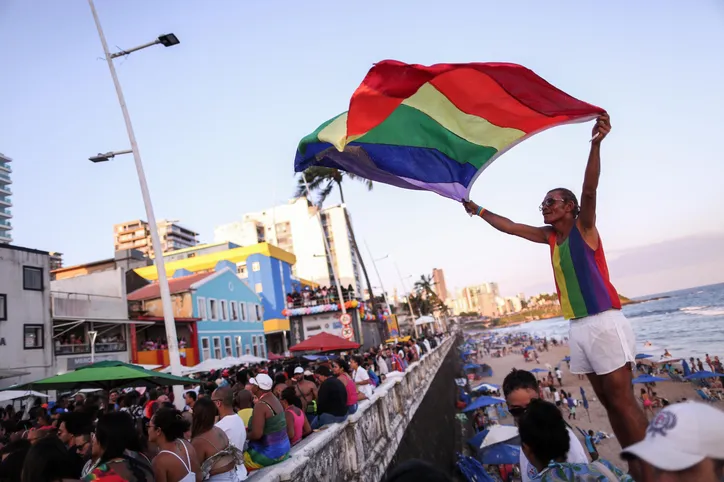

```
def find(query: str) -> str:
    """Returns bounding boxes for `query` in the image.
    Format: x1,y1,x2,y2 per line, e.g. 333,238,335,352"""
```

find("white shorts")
569,309,636,375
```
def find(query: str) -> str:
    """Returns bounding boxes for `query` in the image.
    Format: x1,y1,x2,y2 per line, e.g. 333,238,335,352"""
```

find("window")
237,263,248,279
201,338,210,360
240,303,247,322
252,335,258,357
23,267,43,291
261,337,267,359
224,336,232,357
0,294,6,321
209,299,218,320
252,262,261,272
220,300,228,321
255,304,262,321
213,337,222,359
245,345,251,355
24,325,44,349
230,302,238,321
197,297,207,320
254,283,263,294
234,336,242,356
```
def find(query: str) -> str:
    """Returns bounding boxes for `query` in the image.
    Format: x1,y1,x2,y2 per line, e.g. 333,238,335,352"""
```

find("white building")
214,197,362,295
114,219,198,257
0,245,54,388
0,152,12,244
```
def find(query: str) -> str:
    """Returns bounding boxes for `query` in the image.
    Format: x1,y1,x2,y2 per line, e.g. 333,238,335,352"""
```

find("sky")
1,1,723,299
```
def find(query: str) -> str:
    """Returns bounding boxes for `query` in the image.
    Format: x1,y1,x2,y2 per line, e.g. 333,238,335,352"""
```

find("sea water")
493,283,724,360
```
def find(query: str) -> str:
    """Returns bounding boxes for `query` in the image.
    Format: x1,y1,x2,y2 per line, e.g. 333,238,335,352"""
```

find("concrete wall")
247,336,455,482
51,268,128,320
0,245,54,388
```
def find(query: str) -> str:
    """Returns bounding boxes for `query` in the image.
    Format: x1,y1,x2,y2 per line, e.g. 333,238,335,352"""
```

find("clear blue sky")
2,1,723,298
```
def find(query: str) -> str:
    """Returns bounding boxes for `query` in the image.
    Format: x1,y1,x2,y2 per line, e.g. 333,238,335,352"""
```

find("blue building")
190,264,267,360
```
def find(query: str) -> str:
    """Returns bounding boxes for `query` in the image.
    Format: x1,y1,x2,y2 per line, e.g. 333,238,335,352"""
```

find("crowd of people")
0,333,445,482
285,284,356,308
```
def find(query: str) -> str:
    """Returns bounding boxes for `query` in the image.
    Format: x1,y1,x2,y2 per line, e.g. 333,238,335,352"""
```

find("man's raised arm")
579,114,611,231
463,200,549,244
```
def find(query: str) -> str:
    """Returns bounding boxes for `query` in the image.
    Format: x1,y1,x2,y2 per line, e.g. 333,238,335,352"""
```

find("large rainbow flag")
295,60,605,201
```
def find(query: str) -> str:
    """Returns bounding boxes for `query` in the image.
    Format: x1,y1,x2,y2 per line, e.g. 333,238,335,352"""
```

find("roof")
134,242,296,281
0,244,50,256
51,257,115,274
127,271,212,301
289,332,361,352
152,241,236,259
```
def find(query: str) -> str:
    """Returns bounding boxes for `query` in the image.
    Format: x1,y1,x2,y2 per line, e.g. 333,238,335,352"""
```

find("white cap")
249,373,273,391
621,402,724,471
294,367,304,375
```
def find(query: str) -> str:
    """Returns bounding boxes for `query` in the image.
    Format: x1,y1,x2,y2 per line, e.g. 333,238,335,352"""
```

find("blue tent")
682,360,692,377
466,429,489,448
481,444,520,465
635,353,653,360
473,383,500,392
462,396,506,413
457,453,496,482
523,346,536,351
463,363,481,370
685,371,722,380
462,350,475,356
632,374,669,384
530,368,548,373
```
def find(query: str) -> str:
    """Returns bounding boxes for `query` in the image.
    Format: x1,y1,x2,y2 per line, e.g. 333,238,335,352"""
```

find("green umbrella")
3,360,196,392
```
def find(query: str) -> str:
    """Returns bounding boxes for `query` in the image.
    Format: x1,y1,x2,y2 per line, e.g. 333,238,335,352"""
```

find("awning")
0,370,31,380
131,316,200,323
264,318,290,334
54,318,155,326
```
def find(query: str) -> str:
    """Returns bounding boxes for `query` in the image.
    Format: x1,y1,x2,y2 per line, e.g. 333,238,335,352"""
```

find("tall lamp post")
87,0,184,407
364,243,394,331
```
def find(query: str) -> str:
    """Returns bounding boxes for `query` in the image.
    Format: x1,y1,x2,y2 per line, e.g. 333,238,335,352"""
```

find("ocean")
493,283,724,360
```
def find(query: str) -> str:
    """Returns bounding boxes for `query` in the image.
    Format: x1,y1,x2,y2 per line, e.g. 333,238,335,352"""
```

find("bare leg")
587,363,653,481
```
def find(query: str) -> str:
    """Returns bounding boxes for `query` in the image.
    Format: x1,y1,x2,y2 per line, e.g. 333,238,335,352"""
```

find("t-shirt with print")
519,427,588,482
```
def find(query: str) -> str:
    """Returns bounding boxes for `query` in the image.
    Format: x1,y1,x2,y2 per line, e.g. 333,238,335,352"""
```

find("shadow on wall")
384,334,464,479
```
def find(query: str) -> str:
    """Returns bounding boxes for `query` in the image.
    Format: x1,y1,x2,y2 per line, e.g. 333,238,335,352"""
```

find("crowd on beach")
0,332,445,482
459,333,724,482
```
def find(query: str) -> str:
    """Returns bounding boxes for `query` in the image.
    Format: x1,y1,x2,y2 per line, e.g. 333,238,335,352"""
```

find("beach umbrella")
580,387,591,423
463,363,481,371
462,396,506,413
631,374,669,384
480,425,519,448
4,361,196,391
635,353,653,360
685,371,723,380
473,383,500,393
530,368,548,374
467,429,489,449
523,346,536,351
481,444,520,465
456,454,497,482
289,332,360,352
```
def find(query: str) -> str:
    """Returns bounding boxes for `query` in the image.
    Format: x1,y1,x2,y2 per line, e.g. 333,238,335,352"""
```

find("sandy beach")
479,343,702,465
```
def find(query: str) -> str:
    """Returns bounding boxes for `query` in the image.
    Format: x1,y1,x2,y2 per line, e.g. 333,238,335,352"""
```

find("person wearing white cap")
245,374,291,471
291,367,317,420
621,402,724,481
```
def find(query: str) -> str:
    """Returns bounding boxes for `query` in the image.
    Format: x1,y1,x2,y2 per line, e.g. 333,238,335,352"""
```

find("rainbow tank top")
548,224,621,320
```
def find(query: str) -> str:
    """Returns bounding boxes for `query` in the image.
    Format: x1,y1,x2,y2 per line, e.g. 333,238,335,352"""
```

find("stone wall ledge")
247,336,455,482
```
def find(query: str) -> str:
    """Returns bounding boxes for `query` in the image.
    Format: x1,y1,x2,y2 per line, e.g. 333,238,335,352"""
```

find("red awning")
131,316,200,323
267,352,286,361
289,332,361,353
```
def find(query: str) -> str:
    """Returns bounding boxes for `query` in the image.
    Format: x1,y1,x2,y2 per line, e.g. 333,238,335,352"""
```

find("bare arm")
579,114,610,231
152,458,168,482
463,201,549,244
284,410,296,440
248,404,268,441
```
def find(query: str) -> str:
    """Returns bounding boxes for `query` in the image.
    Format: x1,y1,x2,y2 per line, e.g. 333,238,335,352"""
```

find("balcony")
0,197,11,207
0,173,11,183
135,348,198,367
0,185,10,196
52,291,128,320
0,220,12,230
0,233,11,243
286,290,357,309
0,163,10,173
0,209,10,219
55,340,128,356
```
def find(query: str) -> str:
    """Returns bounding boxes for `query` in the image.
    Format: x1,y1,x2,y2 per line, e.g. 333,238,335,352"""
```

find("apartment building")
114,219,198,257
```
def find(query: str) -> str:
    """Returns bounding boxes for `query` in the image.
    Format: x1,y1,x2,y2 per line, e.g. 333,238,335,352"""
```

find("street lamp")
87,0,184,408
88,149,132,163
364,243,394,326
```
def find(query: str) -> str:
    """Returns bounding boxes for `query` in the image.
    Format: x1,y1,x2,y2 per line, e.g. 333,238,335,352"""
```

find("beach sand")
479,343,701,465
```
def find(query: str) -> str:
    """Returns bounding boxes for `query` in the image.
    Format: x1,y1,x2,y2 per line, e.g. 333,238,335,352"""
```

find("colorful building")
133,242,312,355
128,265,266,364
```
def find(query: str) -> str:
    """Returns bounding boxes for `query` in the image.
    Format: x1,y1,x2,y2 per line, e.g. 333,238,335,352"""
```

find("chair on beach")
695,389,717,403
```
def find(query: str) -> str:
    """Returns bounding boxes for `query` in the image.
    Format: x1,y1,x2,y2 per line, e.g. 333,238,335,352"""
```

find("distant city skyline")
2,1,722,300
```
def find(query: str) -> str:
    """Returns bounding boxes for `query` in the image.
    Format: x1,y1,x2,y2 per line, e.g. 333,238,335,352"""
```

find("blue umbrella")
462,396,506,413
563,356,571,362
463,363,481,370
635,353,653,359
481,444,520,465
530,368,548,373
473,383,500,392
632,374,668,384
523,346,536,351
466,429,489,448
580,387,591,422
685,371,723,380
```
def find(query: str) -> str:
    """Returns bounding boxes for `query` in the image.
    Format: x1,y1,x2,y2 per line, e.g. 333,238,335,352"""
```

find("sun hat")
249,373,273,391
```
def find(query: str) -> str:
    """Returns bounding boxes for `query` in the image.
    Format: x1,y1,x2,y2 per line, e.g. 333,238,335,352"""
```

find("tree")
295,167,374,302
413,274,449,315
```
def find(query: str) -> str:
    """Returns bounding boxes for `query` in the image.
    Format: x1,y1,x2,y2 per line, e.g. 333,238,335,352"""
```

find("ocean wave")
679,306,724,316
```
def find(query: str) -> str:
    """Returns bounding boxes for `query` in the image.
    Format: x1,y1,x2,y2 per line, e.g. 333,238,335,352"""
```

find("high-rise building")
49,252,63,271
0,153,13,244
432,268,448,301
214,197,362,295
113,219,198,257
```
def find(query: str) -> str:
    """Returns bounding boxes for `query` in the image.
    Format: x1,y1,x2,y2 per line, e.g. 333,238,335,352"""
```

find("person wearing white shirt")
376,352,389,376
503,369,588,482
212,387,248,480
423,338,432,354
351,356,373,399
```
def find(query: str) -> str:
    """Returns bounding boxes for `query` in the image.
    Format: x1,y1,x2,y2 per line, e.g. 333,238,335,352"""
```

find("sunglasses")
538,197,566,211
508,405,528,418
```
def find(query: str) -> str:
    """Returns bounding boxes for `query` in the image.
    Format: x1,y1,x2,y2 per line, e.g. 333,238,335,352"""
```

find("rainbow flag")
295,60,605,201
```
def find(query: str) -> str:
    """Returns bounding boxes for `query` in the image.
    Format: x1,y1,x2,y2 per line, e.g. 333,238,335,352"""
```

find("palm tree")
414,274,450,315
295,167,375,302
